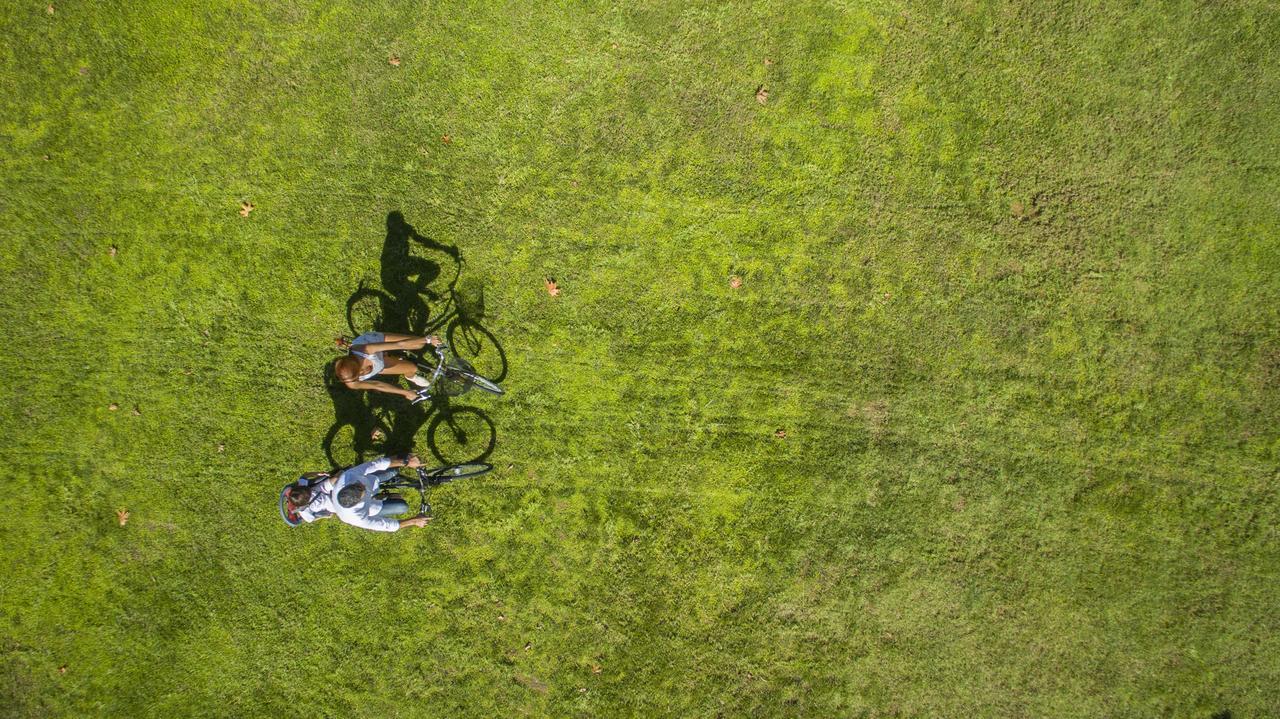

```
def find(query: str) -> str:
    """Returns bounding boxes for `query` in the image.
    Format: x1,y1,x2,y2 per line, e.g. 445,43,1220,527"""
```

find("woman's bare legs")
381,355,431,388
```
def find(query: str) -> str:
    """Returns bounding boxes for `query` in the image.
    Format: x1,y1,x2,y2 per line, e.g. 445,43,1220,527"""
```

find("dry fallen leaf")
591,664,602,675
217,443,225,453
441,134,452,144
108,245,117,257
58,665,67,674
729,275,743,289
774,428,787,439
238,201,254,217
371,428,385,441
108,403,119,411
131,406,141,416
764,58,774,66
46,4,54,14
116,509,130,526
755,85,769,104
544,278,561,297
388,54,401,67
497,614,506,622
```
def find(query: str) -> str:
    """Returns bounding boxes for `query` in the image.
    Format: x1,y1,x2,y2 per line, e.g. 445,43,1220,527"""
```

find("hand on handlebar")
404,454,422,468
425,335,443,347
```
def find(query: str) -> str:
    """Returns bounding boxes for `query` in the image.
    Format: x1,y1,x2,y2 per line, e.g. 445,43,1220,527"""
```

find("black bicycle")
377,462,493,518
409,340,504,405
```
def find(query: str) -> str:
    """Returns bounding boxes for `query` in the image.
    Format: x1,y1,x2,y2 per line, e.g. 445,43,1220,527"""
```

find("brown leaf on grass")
108,403,119,411
440,134,452,144
57,665,67,674
544,278,561,297
729,275,743,289
46,4,54,14
217,443,225,453
371,428,385,441
238,201,254,217
774,428,787,439
497,614,506,622
388,55,401,67
755,85,769,104
764,58,774,66
591,664,602,674
116,509,130,526
108,245,117,257
131,406,141,416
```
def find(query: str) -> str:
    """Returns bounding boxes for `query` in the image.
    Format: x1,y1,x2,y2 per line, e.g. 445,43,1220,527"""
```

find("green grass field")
3,1,1279,716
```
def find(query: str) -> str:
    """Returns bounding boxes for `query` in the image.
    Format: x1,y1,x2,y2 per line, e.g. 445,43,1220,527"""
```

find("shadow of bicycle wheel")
424,405,496,464
447,319,508,383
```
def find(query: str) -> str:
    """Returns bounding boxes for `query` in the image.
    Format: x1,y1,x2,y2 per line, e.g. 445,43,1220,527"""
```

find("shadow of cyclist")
380,210,461,335
319,362,388,469
321,211,502,469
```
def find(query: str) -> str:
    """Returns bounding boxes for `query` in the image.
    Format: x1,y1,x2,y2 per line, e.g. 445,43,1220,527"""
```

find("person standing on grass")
283,454,430,532
334,331,442,401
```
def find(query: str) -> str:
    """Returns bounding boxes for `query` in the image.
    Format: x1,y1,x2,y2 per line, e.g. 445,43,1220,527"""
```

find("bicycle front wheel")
448,367,504,395
426,462,493,483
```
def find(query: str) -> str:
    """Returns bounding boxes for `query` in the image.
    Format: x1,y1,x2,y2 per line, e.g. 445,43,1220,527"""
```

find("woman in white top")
333,331,441,400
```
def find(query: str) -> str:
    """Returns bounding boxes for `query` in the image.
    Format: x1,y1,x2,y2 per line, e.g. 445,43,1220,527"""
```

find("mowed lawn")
3,1,1279,716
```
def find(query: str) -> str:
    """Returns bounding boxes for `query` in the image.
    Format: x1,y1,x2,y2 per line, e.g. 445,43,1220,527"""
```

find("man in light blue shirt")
285,455,430,532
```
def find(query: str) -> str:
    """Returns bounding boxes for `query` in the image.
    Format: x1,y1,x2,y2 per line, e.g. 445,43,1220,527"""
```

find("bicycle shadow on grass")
321,210,504,470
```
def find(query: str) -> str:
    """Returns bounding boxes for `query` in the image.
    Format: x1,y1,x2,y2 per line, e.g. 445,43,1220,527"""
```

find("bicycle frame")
404,343,452,404
381,467,445,518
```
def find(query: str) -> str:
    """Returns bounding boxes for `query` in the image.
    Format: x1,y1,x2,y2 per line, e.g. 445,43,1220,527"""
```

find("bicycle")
377,461,494,519
279,461,493,526
408,340,504,405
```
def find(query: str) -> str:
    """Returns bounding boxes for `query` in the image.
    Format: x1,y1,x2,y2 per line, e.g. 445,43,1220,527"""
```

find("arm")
347,454,418,478
357,335,442,354
342,513,431,532
343,379,417,400
382,454,422,470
